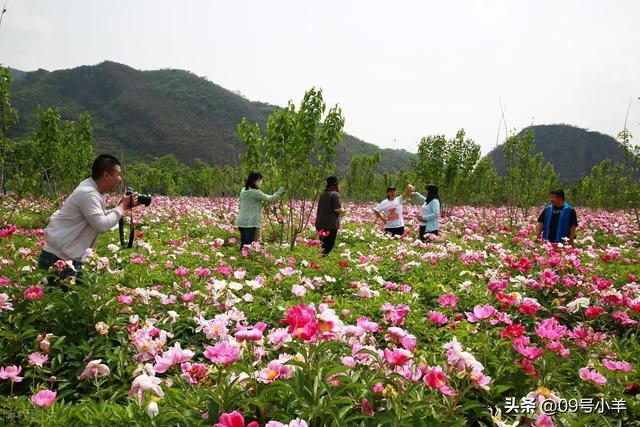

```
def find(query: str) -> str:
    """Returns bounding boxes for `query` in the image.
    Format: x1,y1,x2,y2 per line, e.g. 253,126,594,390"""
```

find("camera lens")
139,194,152,206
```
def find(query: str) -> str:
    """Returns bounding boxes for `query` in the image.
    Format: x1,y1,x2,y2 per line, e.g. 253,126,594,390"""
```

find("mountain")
9,68,27,81
7,61,412,174
486,124,630,183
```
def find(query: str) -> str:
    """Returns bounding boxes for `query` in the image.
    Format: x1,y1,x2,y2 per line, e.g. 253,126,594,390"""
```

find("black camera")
125,187,152,206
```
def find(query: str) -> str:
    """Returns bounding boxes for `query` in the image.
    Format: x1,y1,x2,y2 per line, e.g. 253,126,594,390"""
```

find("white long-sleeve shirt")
44,178,124,261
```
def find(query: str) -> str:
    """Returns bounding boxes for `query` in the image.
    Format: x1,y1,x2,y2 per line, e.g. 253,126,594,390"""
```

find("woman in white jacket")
414,184,440,240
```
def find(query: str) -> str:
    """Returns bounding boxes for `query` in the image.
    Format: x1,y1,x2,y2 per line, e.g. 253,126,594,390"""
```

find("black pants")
317,228,338,256
419,227,439,240
384,226,405,237
238,227,257,248
37,250,83,286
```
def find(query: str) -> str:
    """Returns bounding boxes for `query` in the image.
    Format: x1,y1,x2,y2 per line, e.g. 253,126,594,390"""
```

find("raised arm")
253,187,285,203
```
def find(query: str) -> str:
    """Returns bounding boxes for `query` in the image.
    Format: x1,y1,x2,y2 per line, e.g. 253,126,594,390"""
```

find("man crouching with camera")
37,154,140,286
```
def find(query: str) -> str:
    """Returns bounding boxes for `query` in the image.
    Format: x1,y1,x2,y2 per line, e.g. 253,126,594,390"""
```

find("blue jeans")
37,250,83,286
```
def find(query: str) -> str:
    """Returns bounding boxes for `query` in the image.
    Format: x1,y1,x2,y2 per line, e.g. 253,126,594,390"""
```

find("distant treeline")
1,66,638,226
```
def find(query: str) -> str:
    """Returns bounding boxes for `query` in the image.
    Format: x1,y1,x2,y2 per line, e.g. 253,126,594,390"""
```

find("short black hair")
550,189,565,200
386,186,396,193
245,172,263,190
92,154,121,180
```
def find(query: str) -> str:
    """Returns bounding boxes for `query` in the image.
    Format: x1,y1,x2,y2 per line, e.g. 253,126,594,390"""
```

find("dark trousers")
238,227,257,247
37,250,82,286
317,228,338,256
384,226,405,237
419,226,439,241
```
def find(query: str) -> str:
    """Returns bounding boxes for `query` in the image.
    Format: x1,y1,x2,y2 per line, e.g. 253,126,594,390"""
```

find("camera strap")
118,194,135,249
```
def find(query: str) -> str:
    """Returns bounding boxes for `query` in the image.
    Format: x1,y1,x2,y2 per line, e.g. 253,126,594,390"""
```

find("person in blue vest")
535,189,578,245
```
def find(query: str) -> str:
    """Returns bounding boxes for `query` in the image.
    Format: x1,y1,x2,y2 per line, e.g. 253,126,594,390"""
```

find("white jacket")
44,178,124,261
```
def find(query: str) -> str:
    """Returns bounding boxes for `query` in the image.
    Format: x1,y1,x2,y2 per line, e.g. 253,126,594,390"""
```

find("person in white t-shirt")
372,185,414,237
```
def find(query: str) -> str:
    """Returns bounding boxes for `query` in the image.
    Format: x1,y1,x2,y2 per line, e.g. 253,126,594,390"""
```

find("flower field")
0,196,639,426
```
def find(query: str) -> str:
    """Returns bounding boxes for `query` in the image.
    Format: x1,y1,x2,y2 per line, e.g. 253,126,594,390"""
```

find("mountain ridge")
486,124,630,183
7,61,413,174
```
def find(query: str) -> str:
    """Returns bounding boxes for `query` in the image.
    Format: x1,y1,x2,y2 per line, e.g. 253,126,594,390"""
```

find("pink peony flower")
28,352,49,367
180,362,208,384
280,303,319,342
356,316,380,332
535,414,556,427
487,279,508,293
540,269,560,286
214,411,258,427
513,337,544,360
519,298,542,316
154,342,194,373
235,323,266,342
584,306,605,319
578,367,607,385
31,389,56,408
291,285,306,297
380,303,410,326
383,348,411,366
257,361,294,383
267,328,292,349
128,373,164,405
23,285,44,300
601,359,633,372
361,399,374,416
423,365,456,396
428,310,448,326
0,293,13,312
437,293,459,308
385,327,416,352
534,317,568,340
174,267,189,277
0,365,23,382
117,294,134,304
465,305,496,322
78,360,111,380
204,340,240,367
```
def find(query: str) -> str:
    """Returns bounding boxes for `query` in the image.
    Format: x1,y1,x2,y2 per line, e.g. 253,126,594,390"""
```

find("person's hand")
119,193,139,211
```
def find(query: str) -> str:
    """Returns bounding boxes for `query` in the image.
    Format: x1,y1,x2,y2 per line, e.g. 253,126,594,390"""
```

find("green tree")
238,87,345,249
467,157,501,207
0,66,19,194
617,129,640,226
58,113,95,193
503,130,560,225
578,159,624,210
345,152,380,202
410,129,481,209
411,134,447,192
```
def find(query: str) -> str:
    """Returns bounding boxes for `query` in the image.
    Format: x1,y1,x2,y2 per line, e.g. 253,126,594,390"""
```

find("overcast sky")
2,0,639,154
